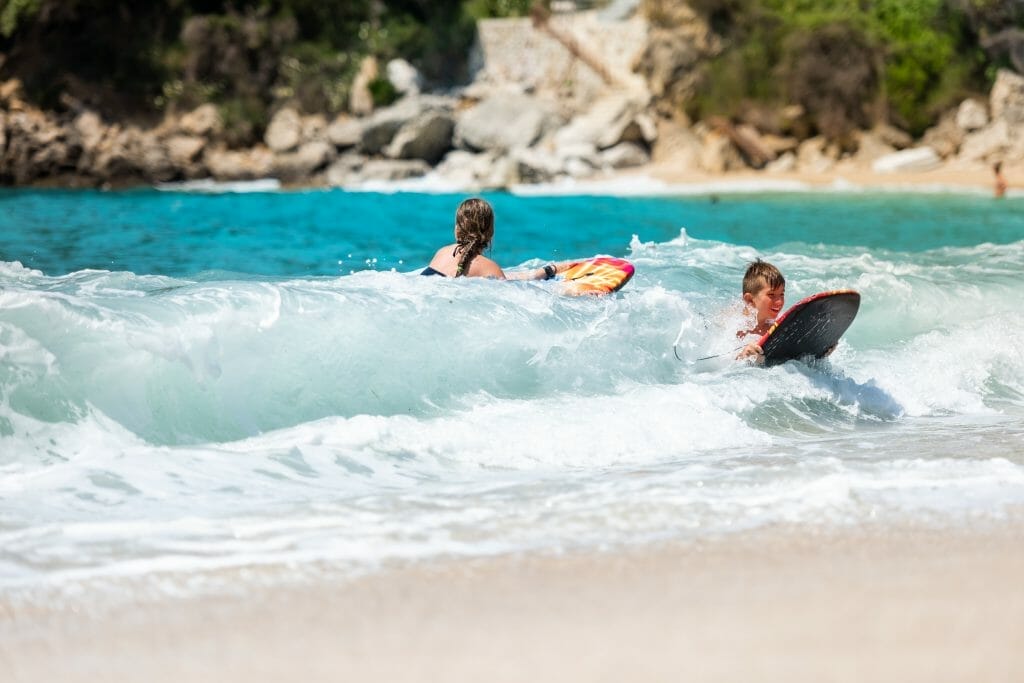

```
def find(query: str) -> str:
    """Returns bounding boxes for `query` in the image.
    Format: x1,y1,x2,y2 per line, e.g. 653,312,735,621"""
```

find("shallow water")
1,184,1023,598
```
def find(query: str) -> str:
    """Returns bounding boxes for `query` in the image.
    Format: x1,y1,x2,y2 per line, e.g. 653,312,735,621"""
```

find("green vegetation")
687,0,1020,138
0,0,1019,145
0,0,531,141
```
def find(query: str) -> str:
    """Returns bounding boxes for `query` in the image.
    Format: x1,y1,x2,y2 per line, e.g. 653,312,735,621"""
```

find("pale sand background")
3,522,1023,683
639,158,1018,194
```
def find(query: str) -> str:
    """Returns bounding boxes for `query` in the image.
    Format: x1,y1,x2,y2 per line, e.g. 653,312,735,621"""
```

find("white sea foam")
155,178,282,193
2,218,1024,599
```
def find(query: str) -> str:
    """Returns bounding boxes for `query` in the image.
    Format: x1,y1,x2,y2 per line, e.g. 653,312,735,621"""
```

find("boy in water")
736,259,785,361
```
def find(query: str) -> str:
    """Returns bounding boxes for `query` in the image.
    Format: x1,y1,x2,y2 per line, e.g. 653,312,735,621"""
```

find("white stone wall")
470,11,649,109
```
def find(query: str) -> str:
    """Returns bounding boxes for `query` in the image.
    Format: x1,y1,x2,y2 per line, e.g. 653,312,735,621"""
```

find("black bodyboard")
758,290,860,367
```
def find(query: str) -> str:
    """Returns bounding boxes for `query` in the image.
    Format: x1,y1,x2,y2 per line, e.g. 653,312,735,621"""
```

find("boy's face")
744,283,785,326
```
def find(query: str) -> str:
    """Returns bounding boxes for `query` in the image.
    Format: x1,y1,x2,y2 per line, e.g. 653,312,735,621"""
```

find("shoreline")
148,160,1011,197
4,520,1023,683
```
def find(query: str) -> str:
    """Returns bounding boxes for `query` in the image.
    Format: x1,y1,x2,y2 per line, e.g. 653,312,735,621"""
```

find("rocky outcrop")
2,12,1024,190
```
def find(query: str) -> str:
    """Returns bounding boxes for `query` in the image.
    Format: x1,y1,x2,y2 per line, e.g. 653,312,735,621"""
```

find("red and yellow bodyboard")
560,257,635,296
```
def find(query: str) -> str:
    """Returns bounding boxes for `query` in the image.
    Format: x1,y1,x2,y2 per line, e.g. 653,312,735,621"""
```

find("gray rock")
166,135,206,166
956,99,989,132
958,120,1011,162
326,116,363,149
871,123,913,150
871,146,941,173
600,141,650,169
204,146,274,180
455,93,560,152
991,68,1024,125
387,59,422,96
272,140,333,181
765,152,796,174
91,127,140,180
179,104,222,138
357,158,431,182
851,129,898,166
554,93,650,151
350,56,379,117
265,107,302,153
921,111,965,158
511,147,563,184
385,111,455,164
324,153,367,186
360,97,442,155
74,110,106,152
796,136,836,173
132,134,178,182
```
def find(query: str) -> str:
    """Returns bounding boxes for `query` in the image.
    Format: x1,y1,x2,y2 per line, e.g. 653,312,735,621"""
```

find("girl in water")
421,197,568,280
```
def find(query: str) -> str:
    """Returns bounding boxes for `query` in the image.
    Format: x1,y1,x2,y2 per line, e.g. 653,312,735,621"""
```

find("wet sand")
3,522,1023,683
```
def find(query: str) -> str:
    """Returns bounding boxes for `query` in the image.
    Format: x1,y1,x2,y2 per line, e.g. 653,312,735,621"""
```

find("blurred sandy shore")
636,157,1017,195
3,522,1023,683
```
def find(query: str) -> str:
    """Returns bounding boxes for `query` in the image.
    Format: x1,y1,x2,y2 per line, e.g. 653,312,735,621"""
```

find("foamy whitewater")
1,186,1023,602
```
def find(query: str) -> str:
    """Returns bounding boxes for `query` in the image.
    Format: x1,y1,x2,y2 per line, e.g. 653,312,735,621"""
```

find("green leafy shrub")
367,76,398,108
683,0,992,138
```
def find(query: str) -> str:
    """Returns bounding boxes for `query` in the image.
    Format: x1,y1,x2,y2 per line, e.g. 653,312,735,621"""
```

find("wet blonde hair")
454,198,495,277
743,259,785,295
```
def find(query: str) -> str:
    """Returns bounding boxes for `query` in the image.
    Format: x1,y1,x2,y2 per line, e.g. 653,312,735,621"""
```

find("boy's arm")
736,342,764,363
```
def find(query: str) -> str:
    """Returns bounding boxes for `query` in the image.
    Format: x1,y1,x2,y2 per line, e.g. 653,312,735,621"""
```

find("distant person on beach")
421,197,569,280
736,259,785,361
994,161,1008,198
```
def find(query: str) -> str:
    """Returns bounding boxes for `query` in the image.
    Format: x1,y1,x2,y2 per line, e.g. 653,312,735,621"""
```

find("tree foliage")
0,0,526,137
687,0,1012,138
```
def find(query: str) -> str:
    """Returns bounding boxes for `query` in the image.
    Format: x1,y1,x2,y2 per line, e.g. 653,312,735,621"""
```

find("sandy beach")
3,521,1022,683
636,154,1019,195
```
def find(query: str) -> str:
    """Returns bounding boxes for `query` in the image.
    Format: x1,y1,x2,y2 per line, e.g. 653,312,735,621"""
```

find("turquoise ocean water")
2,182,1023,603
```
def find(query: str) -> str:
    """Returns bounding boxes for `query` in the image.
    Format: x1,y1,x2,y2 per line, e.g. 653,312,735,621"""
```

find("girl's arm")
505,261,572,281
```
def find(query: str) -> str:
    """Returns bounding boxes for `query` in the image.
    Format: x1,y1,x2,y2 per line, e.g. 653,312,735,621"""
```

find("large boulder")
956,99,989,132
851,129,898,166
600,141,650,169
264,107,302,153
74,110,106,152
178,104,222,138
359,96,450,155
204,146,274,180
699,130,743,173
165,135,206,166
271,140,333,181
871,146,941,173
921,111,965,158
326,115,362,149
958,119,1011,162
795,136,837,173
386,59,422,96
433,150,516,190
132,132,178,182
990,68,1024,125
385,111,455,164
553,93,652,151
454,93,560,153
511,147,564,184
350,56,379,117
90,126,141,181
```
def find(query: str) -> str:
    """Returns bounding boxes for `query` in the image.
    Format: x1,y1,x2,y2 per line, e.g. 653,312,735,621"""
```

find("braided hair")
453,198,495,277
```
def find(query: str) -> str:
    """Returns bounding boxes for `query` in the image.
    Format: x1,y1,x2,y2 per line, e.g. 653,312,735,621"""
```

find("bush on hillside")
683,0,994,139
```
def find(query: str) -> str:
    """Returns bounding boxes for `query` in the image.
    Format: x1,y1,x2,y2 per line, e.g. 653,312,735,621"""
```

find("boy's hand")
736,342,764,362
